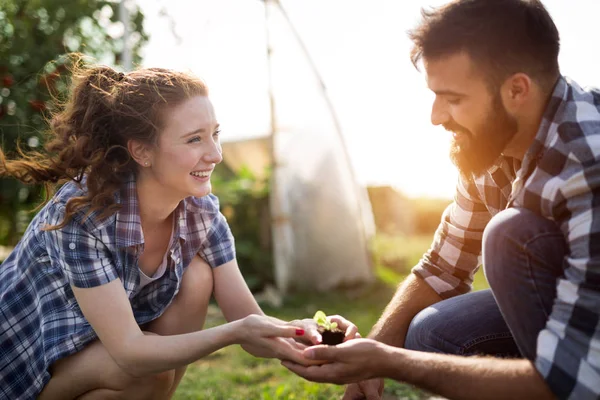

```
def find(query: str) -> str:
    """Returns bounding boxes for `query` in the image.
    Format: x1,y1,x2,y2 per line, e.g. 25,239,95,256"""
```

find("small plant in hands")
313,310,345,345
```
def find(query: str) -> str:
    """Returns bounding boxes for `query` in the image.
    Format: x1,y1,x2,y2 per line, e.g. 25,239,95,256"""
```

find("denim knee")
483,208,521,289
483,207,563,291
405,307,458,354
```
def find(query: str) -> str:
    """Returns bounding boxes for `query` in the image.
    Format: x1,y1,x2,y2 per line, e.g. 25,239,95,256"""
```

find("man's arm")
371,176,491,346
284,339,556,400
385,346,555,400
368,273,442,346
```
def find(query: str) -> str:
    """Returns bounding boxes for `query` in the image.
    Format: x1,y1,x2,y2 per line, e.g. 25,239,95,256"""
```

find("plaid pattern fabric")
0,175,235,399
413,76,600,399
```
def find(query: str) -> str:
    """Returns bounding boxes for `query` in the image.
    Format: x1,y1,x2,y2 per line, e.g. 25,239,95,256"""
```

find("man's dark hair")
408,0,560,92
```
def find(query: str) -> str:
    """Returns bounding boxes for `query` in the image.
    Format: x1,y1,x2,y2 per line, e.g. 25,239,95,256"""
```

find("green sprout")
313,310,338,331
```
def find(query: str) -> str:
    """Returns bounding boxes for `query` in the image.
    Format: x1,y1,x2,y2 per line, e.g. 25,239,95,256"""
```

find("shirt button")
69,243,76,250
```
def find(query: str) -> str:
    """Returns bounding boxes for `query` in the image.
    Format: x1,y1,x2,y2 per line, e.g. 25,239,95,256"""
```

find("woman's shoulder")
41,180,86,220
44,180,118,232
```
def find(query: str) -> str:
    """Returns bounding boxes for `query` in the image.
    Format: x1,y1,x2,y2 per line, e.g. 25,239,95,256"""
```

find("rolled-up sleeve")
412,175,492,298
535,163,600,399
199,211,236,268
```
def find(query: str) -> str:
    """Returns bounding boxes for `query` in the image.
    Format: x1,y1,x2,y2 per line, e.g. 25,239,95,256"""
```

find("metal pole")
264,0,290,292
120,0,132,70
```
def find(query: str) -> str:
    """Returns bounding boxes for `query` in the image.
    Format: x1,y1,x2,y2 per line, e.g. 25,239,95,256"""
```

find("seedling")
313,310,345,345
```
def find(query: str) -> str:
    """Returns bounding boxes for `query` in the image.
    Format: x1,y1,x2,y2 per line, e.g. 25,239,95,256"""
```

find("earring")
144,161,149,167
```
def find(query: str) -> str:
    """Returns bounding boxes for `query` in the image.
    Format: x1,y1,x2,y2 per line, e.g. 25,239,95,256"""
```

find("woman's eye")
213,130,221,139
187,136,201,143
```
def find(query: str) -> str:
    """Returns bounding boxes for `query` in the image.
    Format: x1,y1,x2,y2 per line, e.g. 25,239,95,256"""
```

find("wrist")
368,329,407,348
378,346,415,381
368,341,397,378
226,318,245,345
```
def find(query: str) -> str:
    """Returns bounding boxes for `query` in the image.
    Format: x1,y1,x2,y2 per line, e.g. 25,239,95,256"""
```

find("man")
283,1,600,399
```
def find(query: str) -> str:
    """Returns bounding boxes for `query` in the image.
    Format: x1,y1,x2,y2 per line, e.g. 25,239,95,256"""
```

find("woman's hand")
236,313,360,366
289,314,361,345
237,314,322,366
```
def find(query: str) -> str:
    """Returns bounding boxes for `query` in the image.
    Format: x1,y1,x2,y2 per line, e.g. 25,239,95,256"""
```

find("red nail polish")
295,328,305,336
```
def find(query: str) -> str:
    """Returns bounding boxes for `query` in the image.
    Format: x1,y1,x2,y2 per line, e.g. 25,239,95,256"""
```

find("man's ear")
501,73,532,111
127,139,152,168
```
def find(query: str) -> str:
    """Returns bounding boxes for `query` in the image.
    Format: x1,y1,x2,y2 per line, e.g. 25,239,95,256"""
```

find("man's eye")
447,98,461,105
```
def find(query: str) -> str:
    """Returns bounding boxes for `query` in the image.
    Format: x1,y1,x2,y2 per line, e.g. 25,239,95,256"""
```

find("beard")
447,93,518,180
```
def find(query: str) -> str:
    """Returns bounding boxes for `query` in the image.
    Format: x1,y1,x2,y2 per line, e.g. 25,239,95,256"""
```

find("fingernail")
296,328,305,336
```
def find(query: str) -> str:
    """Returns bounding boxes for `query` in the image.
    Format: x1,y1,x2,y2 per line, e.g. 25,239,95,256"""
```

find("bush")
211,165,273,292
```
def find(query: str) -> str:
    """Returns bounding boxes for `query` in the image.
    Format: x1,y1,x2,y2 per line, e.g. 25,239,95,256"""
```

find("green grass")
174,234,490,400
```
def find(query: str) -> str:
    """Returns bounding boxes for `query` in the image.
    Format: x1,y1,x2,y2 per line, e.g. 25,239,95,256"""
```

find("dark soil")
319,327,345,345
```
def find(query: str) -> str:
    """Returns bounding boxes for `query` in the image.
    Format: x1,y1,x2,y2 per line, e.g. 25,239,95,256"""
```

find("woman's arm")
211,259,264,321
72,279,300,377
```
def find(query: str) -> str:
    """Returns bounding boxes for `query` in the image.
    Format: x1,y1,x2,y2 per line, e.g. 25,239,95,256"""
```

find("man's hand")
342,380,384,400
281,339,386,385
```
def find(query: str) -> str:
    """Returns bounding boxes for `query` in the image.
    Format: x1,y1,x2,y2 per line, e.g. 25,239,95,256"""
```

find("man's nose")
430,97,449,126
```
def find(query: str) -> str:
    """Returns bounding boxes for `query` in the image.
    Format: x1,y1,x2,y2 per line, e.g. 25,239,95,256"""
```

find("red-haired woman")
0,63,358,399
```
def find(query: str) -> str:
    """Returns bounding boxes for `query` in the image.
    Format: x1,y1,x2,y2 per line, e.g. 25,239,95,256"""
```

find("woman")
0,62,357,399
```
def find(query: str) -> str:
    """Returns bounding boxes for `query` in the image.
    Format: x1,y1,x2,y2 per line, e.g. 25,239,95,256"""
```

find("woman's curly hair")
0,56,208,229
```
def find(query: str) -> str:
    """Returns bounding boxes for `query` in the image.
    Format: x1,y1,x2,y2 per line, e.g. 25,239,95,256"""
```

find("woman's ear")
127,139,152,168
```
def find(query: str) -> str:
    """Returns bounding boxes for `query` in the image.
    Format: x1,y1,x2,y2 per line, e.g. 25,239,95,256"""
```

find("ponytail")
0,57,208,230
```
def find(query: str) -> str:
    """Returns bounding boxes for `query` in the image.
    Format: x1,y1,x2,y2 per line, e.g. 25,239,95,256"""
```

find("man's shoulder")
553,78,600,164
561,77,600,124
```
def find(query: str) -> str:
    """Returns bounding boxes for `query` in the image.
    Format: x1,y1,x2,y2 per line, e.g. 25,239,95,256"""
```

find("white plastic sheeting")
263,1,374,292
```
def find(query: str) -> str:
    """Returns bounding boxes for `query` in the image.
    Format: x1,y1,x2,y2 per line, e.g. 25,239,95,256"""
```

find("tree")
0,0,148,245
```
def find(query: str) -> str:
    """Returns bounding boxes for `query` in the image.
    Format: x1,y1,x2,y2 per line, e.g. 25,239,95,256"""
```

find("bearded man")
284,1,600,399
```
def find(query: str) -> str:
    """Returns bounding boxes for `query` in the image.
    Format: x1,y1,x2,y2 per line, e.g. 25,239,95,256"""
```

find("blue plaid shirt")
413,76,600,399
0,175,235,399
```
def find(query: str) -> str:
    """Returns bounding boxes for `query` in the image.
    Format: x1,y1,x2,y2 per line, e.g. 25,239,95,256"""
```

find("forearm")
383,347,555,400
369,273,442,346
212,260,265,322
120,319,242,376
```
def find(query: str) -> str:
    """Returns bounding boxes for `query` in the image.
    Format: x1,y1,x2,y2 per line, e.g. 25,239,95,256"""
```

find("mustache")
443,122,470,136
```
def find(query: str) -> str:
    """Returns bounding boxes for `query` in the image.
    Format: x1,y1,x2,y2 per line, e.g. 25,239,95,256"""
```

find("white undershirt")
136,226,175,294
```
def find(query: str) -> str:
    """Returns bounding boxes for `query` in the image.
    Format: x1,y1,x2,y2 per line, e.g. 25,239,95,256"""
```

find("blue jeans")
405,208,565,360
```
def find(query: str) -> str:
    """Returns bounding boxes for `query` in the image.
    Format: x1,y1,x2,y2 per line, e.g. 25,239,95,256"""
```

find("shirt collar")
115,175,191,248
517,76,568,177
527,76,567,155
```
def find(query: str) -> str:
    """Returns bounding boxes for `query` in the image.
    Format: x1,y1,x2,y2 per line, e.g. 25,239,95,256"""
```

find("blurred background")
1,1,599,398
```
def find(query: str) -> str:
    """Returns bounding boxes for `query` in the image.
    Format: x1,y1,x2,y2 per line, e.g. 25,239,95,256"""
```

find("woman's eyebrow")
182,128,207,138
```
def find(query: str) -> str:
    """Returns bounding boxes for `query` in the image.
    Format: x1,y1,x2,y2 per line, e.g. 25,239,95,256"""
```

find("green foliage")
211,164,273,292
371,234,433,276
0,0,148,245
312,310,338,331
410,196,452,235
